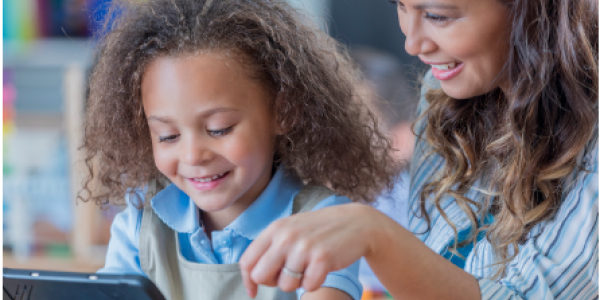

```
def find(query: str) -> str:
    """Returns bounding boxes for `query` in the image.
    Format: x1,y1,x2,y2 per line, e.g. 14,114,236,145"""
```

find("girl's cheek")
223,133,274,166
153,148,177,177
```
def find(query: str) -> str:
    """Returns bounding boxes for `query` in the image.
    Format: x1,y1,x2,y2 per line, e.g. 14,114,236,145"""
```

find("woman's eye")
207,126,233,137
158,134,179,143
425,12,450,23
389,0,405,9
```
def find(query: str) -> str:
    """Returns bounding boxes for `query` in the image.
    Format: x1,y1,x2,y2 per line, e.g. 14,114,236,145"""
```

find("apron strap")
292,185,336,214
139,177,169,278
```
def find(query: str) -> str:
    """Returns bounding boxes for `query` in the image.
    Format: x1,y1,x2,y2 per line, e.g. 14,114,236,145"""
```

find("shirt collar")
150,167,304,237
151,184,200,233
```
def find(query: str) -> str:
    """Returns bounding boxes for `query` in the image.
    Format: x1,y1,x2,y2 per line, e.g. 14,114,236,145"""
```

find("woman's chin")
440,84,481,100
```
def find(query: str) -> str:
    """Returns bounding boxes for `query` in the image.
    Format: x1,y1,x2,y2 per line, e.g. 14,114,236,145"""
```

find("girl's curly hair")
417,0,597,277
80,0,400,207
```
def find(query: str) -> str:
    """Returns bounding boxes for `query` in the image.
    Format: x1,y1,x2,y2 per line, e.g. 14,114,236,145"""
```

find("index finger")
239,223,277,295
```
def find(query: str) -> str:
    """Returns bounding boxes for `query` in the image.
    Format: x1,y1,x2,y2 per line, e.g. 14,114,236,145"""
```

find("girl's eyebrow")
147,107,240,123
199,107,240,118
148,116,173,123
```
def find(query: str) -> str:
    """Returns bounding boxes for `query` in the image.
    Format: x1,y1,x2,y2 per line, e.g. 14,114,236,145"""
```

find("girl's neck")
200,167,276,236
200,206,246,234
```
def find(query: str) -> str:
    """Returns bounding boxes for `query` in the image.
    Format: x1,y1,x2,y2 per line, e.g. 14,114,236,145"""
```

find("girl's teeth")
193,172,225,182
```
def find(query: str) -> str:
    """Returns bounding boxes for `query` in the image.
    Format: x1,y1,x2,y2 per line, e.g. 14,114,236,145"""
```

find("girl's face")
395,0,510,99
142,53,278,217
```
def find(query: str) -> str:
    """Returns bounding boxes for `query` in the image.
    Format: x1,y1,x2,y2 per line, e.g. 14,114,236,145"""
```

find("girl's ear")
273,118,285,135
272,95,286,135
275,126,284,135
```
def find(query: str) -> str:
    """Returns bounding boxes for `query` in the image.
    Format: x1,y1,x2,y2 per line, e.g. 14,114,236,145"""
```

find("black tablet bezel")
3,268,166,300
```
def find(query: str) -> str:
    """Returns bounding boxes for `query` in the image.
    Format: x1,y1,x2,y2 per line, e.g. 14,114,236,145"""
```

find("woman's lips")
430,62,464,81
187,171,230,191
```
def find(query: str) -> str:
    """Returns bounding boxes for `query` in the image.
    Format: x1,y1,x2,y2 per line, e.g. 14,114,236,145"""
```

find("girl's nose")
181,139,215,166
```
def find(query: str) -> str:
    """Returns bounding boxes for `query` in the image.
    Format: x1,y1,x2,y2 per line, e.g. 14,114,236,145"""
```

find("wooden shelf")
3,252,103,274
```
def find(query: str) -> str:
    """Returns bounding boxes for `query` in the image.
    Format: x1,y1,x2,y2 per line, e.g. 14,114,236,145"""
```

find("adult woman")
239,0,598,299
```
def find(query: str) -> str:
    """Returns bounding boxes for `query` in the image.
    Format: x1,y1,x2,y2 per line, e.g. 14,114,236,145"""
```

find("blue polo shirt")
98,168,362,299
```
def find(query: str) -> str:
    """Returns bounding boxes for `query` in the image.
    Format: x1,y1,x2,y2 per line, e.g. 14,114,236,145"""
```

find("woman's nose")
180,138,215,166
399,15,437,56
405,35,437,57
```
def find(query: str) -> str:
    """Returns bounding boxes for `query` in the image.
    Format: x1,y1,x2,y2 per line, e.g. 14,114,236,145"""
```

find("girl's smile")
186,171,230,191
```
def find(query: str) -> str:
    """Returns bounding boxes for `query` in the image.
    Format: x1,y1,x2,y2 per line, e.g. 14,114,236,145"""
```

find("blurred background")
3,0,426,299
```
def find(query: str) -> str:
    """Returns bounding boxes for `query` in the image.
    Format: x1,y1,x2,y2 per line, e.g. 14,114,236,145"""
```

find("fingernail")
246,288,252,297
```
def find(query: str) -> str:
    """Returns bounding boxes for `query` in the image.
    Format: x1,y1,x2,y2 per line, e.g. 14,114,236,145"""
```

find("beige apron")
139,180,334,300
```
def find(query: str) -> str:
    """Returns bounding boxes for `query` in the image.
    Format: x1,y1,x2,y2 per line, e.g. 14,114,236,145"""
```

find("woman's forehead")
399,0,499,10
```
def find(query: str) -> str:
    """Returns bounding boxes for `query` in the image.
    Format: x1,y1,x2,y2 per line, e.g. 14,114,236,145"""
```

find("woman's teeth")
432,62,458,70
192,172,227,182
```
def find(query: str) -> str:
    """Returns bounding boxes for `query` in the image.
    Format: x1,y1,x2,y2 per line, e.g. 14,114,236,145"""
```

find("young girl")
81,0,399,299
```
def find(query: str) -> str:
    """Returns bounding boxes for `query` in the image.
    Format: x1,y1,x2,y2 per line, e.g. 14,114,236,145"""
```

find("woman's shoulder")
581,125,598,172
415,70,439,116
561,125,598,196
409,70,443,172
412,70,440,137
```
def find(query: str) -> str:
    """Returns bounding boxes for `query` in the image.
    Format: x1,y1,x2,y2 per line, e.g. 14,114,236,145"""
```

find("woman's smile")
397,0,510,98
421,59,465,81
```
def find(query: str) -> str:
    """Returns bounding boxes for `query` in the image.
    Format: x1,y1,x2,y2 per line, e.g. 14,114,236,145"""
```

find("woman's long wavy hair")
418,0,598,277
80,0,399,207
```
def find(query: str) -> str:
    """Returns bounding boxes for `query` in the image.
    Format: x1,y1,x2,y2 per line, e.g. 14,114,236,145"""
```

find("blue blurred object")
359,172,410,292
2,0,113,40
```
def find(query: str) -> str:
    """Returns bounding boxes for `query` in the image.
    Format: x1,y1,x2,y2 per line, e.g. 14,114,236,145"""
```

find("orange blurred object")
3,106,15,122
361,290,389,300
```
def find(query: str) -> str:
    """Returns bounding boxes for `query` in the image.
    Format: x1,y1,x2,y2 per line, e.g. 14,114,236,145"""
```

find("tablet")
3,268,166,300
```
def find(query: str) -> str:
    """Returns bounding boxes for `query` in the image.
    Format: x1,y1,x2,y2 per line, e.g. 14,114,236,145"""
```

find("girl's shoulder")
298,186,352,212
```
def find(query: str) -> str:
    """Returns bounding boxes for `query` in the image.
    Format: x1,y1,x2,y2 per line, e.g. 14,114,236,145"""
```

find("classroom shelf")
4,38,107,268
3,251,104,273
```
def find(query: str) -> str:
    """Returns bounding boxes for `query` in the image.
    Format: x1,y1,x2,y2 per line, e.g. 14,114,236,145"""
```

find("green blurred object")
44,243,73,258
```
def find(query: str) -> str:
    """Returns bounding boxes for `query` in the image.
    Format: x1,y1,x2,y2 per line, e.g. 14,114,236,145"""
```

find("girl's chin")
191,197,234,213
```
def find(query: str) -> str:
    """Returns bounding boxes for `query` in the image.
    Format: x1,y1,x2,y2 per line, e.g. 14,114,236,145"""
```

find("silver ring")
282,267,303,279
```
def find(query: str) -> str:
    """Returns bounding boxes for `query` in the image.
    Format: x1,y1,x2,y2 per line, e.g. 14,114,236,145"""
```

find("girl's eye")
158,134,179,143
207,126,233,137
425,12,450,23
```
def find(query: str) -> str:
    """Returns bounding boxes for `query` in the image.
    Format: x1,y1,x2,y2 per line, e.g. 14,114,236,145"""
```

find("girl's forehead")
141,52,272,116
161,49,267,85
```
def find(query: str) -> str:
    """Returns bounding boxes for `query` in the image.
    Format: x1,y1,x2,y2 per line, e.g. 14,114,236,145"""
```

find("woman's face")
395,0,510,99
